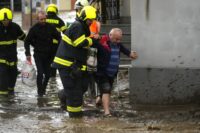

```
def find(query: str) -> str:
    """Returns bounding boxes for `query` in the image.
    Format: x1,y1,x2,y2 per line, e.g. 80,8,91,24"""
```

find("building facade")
130,0,200,104
0,0,75,11
0,0,22,11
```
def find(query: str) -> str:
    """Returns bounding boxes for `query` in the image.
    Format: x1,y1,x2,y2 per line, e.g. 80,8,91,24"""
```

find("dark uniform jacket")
24,22,61,58
53,18,92,70
46,13,67,33
0,22,25,64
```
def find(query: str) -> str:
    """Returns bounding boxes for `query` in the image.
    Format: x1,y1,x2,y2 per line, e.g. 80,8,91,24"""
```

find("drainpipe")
30,0,32,26
11,0,14,11
101,0,106,24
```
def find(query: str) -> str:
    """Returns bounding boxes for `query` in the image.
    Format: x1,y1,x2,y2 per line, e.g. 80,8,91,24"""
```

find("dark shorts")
95,74,114,94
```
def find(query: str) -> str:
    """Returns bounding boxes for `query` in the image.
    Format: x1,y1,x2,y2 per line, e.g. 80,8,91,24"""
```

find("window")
45,0,58,10
45,0,57,4
45,0,50,5
52,0,57,4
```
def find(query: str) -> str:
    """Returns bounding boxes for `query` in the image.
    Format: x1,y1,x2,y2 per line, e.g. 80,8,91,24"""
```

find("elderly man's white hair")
109,28,123,36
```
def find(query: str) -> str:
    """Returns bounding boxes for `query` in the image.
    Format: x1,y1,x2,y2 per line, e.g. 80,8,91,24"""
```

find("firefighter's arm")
24,38,31,57
71,26,92,48
24,28,34,57
62,34,92,48
59,19,67,33
74,35,92,48
61,23,92,48
16,24,26,41
52,25,61,44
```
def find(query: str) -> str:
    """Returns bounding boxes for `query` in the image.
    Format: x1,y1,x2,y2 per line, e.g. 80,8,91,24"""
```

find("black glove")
70,61,82,79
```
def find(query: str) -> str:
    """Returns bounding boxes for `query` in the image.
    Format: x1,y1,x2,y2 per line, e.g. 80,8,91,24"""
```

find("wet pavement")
0,79,200,133
0,39,200,132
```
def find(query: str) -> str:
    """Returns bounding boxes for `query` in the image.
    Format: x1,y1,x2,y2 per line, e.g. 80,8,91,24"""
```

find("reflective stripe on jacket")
52,19,92,69
0,22,26,62
46,13,67,33
67,106,82,112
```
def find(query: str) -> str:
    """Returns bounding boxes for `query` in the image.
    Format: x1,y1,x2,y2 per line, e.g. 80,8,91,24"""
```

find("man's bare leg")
102,93,110,115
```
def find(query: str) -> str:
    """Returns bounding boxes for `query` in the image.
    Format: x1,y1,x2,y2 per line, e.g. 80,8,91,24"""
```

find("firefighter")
46,4,67,33
57,0,101,109
24,11,61,97
52,6,96,117
46,4,67,77
0,8,26,95
74,0,89,17
57,0,90,109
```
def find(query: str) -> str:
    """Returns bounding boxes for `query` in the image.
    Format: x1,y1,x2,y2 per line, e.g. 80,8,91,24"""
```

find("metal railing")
89,0,120,23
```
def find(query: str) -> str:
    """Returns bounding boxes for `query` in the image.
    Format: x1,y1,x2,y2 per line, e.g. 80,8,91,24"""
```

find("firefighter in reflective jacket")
0,8,26,95
46,4,67,33
46,4,67,77
52,6,96,117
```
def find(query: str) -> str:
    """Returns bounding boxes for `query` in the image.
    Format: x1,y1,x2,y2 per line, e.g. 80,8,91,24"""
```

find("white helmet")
74,0,89,10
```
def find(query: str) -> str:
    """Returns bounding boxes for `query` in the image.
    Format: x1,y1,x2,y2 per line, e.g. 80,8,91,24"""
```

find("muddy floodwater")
0,46,200,133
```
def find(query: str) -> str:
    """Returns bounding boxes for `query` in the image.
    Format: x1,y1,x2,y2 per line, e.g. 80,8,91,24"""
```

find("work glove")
69,62,82,79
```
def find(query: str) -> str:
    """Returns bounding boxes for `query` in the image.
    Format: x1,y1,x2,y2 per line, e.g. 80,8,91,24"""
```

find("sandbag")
21,61,36,87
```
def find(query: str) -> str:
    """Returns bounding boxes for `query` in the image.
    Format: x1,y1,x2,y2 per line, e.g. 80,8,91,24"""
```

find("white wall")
131,0,200,68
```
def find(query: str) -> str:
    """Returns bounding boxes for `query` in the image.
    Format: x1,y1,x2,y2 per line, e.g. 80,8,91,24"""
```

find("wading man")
25,11,61,97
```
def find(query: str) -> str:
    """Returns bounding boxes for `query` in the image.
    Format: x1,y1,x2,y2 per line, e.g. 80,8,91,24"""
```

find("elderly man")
95,28,137,116
24,11,61,97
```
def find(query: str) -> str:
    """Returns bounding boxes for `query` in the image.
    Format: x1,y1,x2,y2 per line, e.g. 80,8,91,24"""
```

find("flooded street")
0,45,200,133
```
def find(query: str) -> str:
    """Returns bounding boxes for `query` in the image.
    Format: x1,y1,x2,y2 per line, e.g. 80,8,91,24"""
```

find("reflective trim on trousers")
0,91,8,95
67,106,82,112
